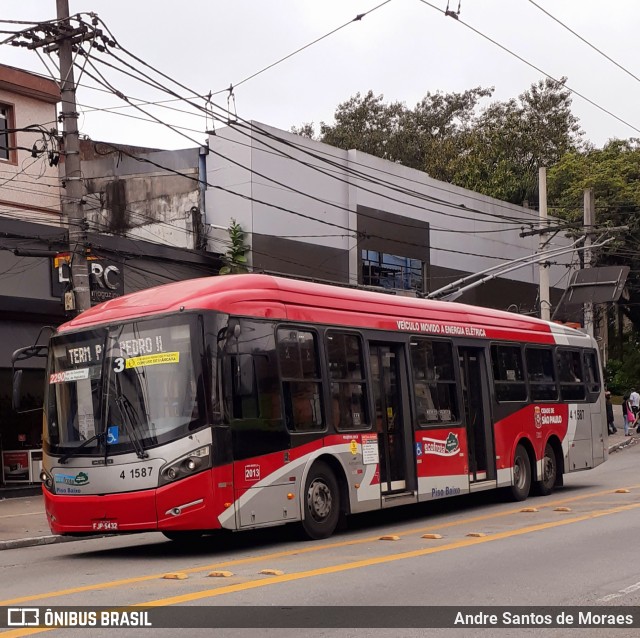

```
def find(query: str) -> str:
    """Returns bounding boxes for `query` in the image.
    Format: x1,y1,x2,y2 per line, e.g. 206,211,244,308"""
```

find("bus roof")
58,274,590,344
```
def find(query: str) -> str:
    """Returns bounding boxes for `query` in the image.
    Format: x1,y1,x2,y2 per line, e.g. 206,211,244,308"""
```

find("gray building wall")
82,145,206,250
206,122,574,313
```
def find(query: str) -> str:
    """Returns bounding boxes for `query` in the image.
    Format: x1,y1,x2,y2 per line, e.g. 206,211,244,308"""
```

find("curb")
608,433,639,454
0,534,78,551
0,533,113,551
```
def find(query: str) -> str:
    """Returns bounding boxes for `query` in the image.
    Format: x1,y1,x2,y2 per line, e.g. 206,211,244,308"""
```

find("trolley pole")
583,188,595,338
57,0,91,313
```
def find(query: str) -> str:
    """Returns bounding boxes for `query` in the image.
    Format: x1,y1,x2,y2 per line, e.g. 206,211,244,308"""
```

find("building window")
361,250,423,292
0,106,10,161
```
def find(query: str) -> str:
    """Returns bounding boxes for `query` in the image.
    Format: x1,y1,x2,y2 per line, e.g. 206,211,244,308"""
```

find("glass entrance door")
370,343,406,493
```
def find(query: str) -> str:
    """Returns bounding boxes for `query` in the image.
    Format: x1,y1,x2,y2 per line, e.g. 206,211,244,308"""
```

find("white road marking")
599,580,640,602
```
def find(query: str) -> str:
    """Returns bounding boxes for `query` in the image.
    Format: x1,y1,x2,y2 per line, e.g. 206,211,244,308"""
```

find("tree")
458,78,583,205
219,219,249,275
293,79,583,205
548,138,640,332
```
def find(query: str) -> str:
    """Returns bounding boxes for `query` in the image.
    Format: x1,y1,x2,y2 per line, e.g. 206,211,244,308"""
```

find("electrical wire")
220,0,394,92
527,0,640,87
417,0,640,137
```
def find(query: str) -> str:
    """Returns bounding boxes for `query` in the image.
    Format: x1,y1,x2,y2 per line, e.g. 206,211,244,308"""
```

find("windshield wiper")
58,430,107,464
114,395,149,459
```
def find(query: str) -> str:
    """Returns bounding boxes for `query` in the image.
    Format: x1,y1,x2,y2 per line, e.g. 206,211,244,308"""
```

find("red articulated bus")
15,274,607,540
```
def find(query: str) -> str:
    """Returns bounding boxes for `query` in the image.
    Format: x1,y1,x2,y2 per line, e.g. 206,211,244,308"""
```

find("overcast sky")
3,0,640,150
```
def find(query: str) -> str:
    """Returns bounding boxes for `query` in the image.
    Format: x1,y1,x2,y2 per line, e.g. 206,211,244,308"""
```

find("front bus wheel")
535,443,557,496
509,444,531,501
301,461,340,540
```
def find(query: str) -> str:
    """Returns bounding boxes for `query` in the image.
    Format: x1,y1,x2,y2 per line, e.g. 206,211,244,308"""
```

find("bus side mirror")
12,370,23,412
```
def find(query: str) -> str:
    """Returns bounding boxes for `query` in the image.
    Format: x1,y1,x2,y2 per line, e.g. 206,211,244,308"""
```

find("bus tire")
301,461,340,540
161,530,204,542
509,444,531,501
534,443,557,496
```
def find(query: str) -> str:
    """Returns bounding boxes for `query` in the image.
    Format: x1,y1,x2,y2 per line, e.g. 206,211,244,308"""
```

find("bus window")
277,328,324,432
327,332,368,431
491,344,527,402
410,338,458,425
583,350,601,395
556,349,586,401
230,354,282,421
525,347,558,402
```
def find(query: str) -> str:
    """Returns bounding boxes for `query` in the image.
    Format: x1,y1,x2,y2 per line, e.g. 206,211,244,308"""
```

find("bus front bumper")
43,471,220,535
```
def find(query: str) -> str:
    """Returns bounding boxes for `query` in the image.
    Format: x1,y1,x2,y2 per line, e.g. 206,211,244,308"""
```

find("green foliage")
219,219,249,275
295,79,583,206
548,139,640,331
604,344,640,396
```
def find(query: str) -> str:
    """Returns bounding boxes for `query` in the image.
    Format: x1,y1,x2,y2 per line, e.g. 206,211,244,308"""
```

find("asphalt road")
1,443,639,638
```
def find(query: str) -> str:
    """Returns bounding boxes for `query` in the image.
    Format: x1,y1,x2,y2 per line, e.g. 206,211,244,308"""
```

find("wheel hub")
307,479,332,522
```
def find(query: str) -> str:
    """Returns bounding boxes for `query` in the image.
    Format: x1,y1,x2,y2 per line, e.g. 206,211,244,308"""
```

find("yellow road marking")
2,483,639,607
2,501,639,638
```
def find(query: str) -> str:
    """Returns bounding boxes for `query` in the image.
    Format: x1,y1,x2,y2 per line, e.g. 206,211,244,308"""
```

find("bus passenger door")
369,342,415,498
458,347,495,483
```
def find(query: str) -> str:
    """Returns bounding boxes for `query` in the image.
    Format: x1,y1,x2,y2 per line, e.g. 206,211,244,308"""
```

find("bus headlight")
40,469,54,491
159,445,211,486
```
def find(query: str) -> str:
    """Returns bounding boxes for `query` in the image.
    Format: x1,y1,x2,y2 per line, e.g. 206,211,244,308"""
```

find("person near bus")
630,388,640,418
605,391,616,435
622,393,634,436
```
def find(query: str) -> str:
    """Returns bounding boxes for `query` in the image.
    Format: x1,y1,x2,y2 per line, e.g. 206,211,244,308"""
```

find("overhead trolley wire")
527,0,640,87
417,0,640,137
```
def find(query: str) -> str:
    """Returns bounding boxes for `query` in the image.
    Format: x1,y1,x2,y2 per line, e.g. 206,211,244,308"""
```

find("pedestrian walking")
605,391,616,435
622,393,634,436
630,388,640,417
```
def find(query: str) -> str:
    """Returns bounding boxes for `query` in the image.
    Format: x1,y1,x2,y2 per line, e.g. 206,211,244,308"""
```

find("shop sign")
51,254,124,305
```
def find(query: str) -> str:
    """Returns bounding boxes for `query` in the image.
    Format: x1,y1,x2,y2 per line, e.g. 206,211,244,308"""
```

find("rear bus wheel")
301,461,340,540
509,444,531,501
535,443,557,496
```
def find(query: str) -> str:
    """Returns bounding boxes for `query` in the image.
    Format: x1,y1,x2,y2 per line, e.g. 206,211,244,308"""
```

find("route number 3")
113,357,125,373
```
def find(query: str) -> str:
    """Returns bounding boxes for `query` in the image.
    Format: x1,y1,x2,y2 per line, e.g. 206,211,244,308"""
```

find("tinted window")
277,328,323,431
556,349,585,401
526,347,558,402
327,332,368,431
410,339,459,424
583,350,601,394
491,344,527,402
231,353,282,421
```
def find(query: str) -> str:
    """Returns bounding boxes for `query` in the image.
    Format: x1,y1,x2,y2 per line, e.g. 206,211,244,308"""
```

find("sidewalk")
2,425,638,551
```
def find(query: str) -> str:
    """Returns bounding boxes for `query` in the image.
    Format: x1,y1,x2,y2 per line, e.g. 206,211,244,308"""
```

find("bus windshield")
45,315,205,457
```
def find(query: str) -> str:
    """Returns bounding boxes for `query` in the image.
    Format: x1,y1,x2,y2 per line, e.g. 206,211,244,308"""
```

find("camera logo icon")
7,608,39,626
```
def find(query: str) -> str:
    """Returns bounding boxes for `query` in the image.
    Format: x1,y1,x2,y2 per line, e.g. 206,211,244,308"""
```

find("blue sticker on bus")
107,426,119,445
416,442,422,456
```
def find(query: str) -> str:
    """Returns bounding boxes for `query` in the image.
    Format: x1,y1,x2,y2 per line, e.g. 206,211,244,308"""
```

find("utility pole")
583,188,595,338
57,0,91,313
538,167,551,321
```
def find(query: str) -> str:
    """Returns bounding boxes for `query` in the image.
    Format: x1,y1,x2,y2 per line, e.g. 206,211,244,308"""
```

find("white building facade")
206,121,573,313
